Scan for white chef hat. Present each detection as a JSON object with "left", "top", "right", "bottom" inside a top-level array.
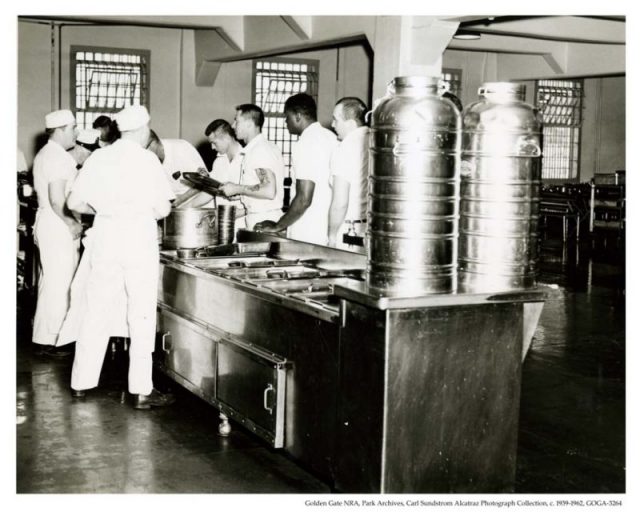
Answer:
[
  {"left": 76, "top": 128, "right": 100, "bottom": 147},
  {"left": 115, "top": 105, "right": 150, "bottom": 132},
  {"left": 45, "top": 109, "right": 75, "bottom": 129}
]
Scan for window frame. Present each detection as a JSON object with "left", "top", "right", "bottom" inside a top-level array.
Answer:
[
  {"left": 251, "top": 56, "right": 320, "bottom": 173},
  {"left": 535, "top": 79, "right": 584, "bottom": 182},
  {"left": 70, "top": 45, "right": 151, "bottom": 130}
]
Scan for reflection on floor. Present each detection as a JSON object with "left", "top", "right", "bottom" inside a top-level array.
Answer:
[{"left": 16, "top": 236, "right": 625, "bottom": 494}]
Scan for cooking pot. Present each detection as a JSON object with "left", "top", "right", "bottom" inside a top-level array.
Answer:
[{"left": 162, "top": 207, "right": 217, "bottom": 249}]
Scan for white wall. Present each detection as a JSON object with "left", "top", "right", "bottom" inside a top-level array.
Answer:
[
  {"left": 580, "top": 76, "right": 626, "bottom": 181},
  {"left": 18, "top": 22, "right": 55, "bottom": 164}
]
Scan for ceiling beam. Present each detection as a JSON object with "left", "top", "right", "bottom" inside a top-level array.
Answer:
[{"left": 281, "top": 16, "right": 312, "bottom": 40}]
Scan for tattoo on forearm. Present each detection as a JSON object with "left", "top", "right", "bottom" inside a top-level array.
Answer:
[{"left": 246, "top": 183, "right": 260, "bottom": 192}]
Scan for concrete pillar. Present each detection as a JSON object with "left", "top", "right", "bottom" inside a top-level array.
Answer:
[{"left": 371, "top": 16, "right": 459, "bottom": 101}]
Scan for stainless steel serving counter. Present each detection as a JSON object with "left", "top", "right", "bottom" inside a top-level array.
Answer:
[{"left": 155, "top": 230, "right": 545, "bottom": 493}]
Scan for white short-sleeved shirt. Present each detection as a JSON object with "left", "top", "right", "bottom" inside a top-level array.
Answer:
[
  {"left": 289, "top": 122, "right": 338, "bottom": 244},
  {"left": 72, "top": 139, "right": 175, "bottom": 218},
  {"left": 211, "top": 153, "right": 242, "bottom": 185},
  {"left": 33, "top": 140, "right": 79, "bottom": 211},
  {"left": 330, "top": 126, "right": 370, "bottom": 221},
  {"left": 239, "top": 133, "right": 285, "bottom": 216},
  {"left": 161, "top": 139, "right": 207, "bottom": 195},
  {"left": 210, "top": 154, "right": 243, "bottom": 206}
]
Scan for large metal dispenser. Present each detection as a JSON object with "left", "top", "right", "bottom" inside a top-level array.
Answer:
[
  {"left": 367, "top": 76, "right": 461, "bottom": 295},
  {"left": 458, "top": 82, "right": 543, "bottom": 293}
]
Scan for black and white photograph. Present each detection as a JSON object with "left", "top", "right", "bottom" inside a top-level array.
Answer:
[{"left": 5, "top": 1, "right": 634, "bottom": 509}]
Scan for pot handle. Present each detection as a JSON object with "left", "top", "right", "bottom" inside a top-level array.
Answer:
[{"left": 196, "top": 213, "right": 217, "bottom": 228}]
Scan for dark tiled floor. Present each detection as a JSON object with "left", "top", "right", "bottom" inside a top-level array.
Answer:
[{"left": 16, "top": 235, "right": 625, "bottom": 494}]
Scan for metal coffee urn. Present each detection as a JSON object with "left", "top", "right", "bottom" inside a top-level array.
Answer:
[
  {"left": 458, "top": 82, "right": 543, "bottom": 293},
  {"left": 367, "top": 76, "right": 461, "bottom": 295}
]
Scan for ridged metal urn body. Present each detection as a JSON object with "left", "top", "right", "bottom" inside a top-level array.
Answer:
[
  {"left": 367, "top": 76, "right": 461, "bottom": 295},
  {"left": 458, "top": 82, "right": 543, "bottom": 293}
]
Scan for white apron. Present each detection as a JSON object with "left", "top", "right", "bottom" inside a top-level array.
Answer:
[
  {"left": 58, "top": 227, "right": 129, "bottom": 346},
  {"left": 32, "top": 209, "right": 81, "bottom": 346}
]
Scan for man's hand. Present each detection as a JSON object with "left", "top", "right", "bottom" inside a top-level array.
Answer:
[
  {"left": 254, "top": 220, "right": 283, "bottom": 233},
  {"left": 219, "top": 182, "right": 243, "bottom": 197}
]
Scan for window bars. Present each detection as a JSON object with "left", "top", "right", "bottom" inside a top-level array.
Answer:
[
  {"left": 253, "top": 59, "right": 319, "bottom": 172},
  {"left": 536, "top": 80, "right": 583, "bottom": 180},
  {"left": 72, "top": 47, "right": 150, "bottom": 130}
]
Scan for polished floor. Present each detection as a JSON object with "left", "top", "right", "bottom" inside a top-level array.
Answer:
[{"left": 16, "top": 234, "right": 626, "bottom": 494}]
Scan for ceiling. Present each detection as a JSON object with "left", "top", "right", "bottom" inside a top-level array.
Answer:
[
  {"left": 19, "top": 14, "right": 626, "bottom": 46},
  {"left": 450, "top": 15, "right": 625, "bottom": 45}
]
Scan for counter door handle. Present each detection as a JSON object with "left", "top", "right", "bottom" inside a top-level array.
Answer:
[
  {"left": 266, "top": 269, "right": 288, "bottom": 279},
  {"left": 161, "top": 331, "right": 172, "bottom": 353},
  {"left": 263, "top": 383, "right": 275, "bottom": 415}
]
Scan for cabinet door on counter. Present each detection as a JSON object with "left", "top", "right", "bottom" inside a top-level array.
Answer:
[
  {"left": 157, "top": 307, "right": 218, "bottom": 401},
  {"left": 216, "top": 341, "right": 287, "bottom": 448}
]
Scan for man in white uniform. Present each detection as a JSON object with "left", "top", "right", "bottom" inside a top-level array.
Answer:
[
  {"left": 327, "top": 97, "right": 370, "bottom": 250},
  {"left": 67, "top": 105, "right": 176, "bottom": 409},
  {"left": 218, "top": 104, "right": 285, "bottom": 229},
  {"left": 205, "top": 119, "right": 243, "bottom": 209},
  {"left": 32, "top": 109, "right": 83, "bottom": 357},
  {"left": 255, "top": 93, "right": 337, "bottom": 245},
  {"left": 145, "top": 130, "right": 212, "bottom": 208}
]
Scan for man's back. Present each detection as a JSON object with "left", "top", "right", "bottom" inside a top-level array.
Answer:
[{"left": 76, "top": 139, "right": 172, "bottom": 216}]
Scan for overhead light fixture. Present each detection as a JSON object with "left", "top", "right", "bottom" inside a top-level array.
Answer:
[{"left": 453, "top": 30, "right": 481, "bottom": 40}]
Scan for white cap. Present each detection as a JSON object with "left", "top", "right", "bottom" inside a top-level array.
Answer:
[
  {"left": 115, "top": 105, "right": 150, "bottom": 132},
  {"left": 76, "top": 128, "right": 100, "bottom": 146},
  {"left": 45, "top": 109, "right": 75, "bottom": 129}
]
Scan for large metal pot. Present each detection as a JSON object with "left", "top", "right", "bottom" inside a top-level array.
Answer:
[
  {"left": 367, "top": 75, "right": 461, "bottom": 295},
  {"left": 162, "top": 207, "right": 217, "bottom": 249},
  {"left": 458, "top": 82, "right": 543, "bottom": 293}
]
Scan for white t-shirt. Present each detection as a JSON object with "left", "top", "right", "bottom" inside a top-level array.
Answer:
[
  {"left": 33, "top": 140, "right": 78, "bottom": 211},
  {"left": 239, "top": 133, "right": 285, "bottom": 216},
  {"left": 161, "top": 139, "right": 207, "bottom": 195},
  {"left": 288, "top": 122, "right": 338, "bottom": 244},
  {"left": 330, "top": 126, "right": 370, "bottom": 222},
  {"left": 210, "top": 153, "right": 243, "bottom": 207}
]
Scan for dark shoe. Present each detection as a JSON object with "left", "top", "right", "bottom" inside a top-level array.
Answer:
[
  {"left": 132, "top": 389, "right": 176, "bottom": 410},
  {"left": 71, "top": 389, "right": 86, "bottom": 399}
]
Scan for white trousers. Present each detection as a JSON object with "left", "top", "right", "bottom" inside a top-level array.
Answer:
[
  {"left": 58, "top": 229, "right": 129, "bottom": 346},
  {"left": 71, "top": 217, "right": 159, "bottom": 395},
  {"left": 32, "top": 210, "right": 80, "bottom": 346}
]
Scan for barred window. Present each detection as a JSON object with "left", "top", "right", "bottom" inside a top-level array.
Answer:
[
  {"left": 71, "top": 46, "right": 150, "bottom": 130},
  {"left": 252, "top": 58, "right": 319, "bottom": 173},
  {"left": 535, "top": 79, "right": 583, "bottom": 180}
]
